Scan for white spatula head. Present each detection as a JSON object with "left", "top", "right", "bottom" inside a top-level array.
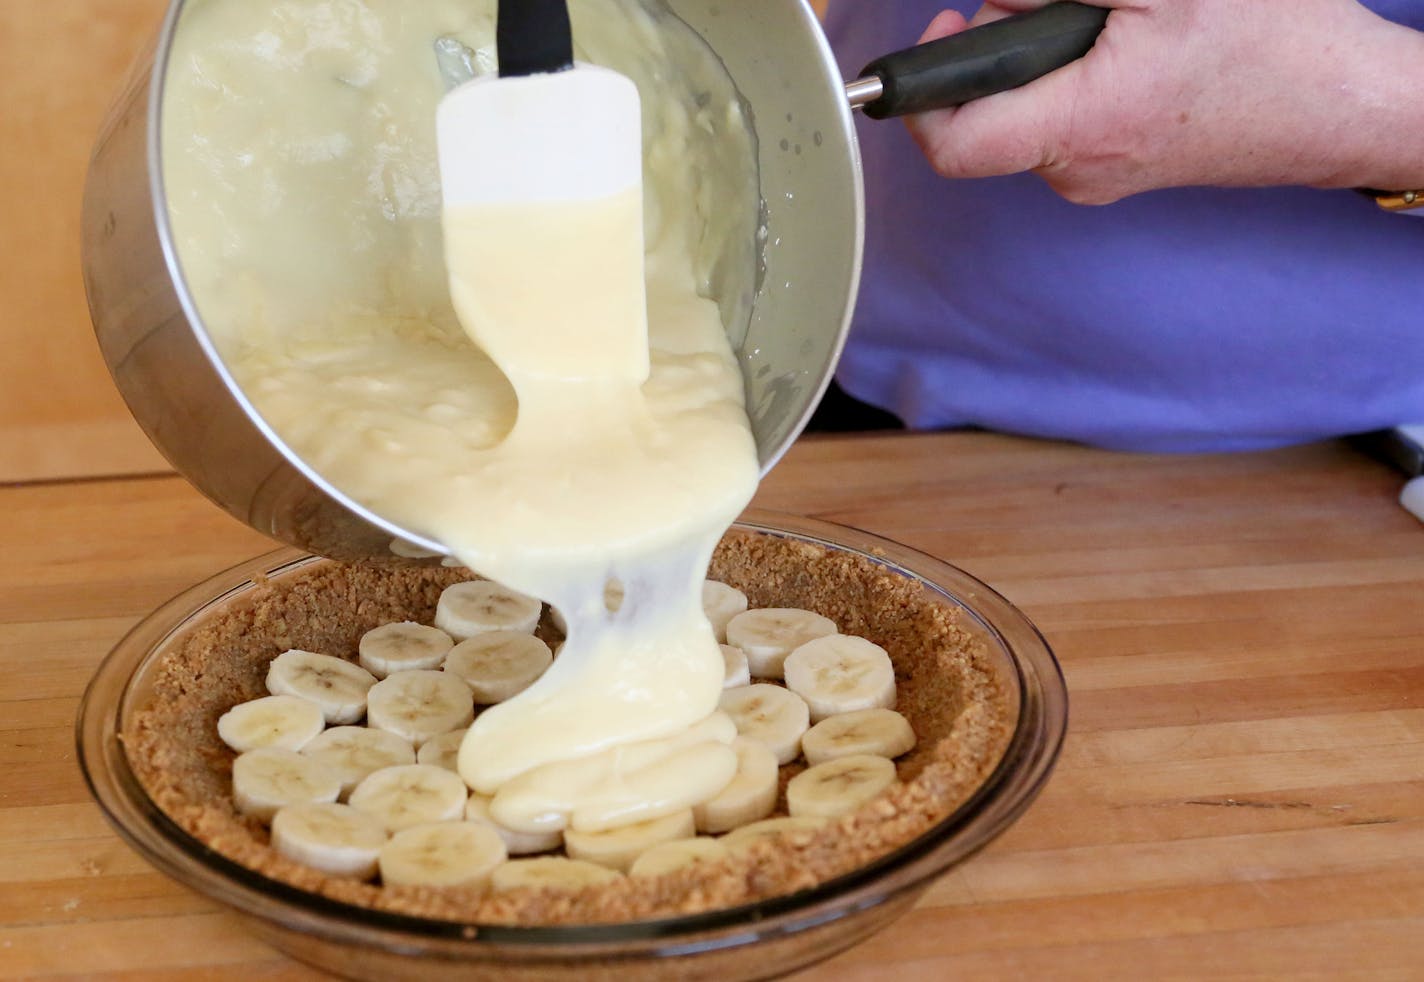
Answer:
[
  {"left": 436, "top": 64, "right": 650, "bottom": 385},
  {"left": 436, "top": 64, "right": 643, "bottom": 208}
]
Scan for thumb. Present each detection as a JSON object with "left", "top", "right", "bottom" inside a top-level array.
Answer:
[
  {"left": 905, "top": 59, "right": 1085, "bottom": 179},
  {"left": 920, "top": 8, "right": 970, "bottom": 41},
  {"left": 969, "top": 0, "right": 1128, "bottom": 27},
  {"left": 901, "top": 7, "right": 1101, "bottom": 180}
]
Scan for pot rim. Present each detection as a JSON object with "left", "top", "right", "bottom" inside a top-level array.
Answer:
[{"left": 140, "top": 0, "right": 865, "bottom": 561}]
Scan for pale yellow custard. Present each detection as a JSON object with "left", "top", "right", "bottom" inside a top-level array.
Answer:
[
  {"left": 440, "top": 187, "right": 754, "bottom": 827},
  {"left": 163, "top": 0, "right": 762, "bottom": 832}
]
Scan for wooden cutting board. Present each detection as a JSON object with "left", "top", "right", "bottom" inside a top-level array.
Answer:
[{"left": 2, "top": 431, "right": 1421, "bottom": 979}]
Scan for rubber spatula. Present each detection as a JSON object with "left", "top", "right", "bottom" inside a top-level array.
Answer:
[{"left": 435, "top": 0, "right": 648, "bottom": 383}]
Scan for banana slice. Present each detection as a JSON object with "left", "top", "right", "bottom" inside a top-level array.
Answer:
[
  {"left": 720, "top": 816, "right": 828, "bottom": 853},
  {"left": 435, "top": 581, "right": 541, "bottom": 639},
  {"left": 563, "top": 809, "right": 696, "bottom": 873},
  {"left": 300, "top": 725, "right": 417, "bottom": 798},
  {"left": 720, "top": 644, "right": 750, "bottom": 689},
  {"left": 415, "top": 728, "right": 468, "bottom": 773},
  {"left": 266, "top": 649, "right": 378, "bottom": 725},
  {"left": 786, "top": 754, "right": 898, "bottom": 819},
  {"left": 358, "top": 622, "right": 455, "bottom": 678},
  {"left": 548, "top": 579, "right": 624, "bottom": 635},
  {"left": 270, "top": 802, "right": 388, "bottom": 879},
  {"left": 693, "top": 736, "right": 779, "bottom": 834},
  {"left": 702, "top": 580, "right": 748, "bottom": 643},
  {"left": 466, "top": 793, "right": 563, "bottom": 855},
  {"left": 217, "top": 694, "right": 325, "bottom": 753},
  {"left": 783, "top": 635, "right": 897, "bottom": 723},
  {"left": 801, "top": 708, "right": 916, "bottom": 766},
  {"left": 231, "top": 748, "right": 342, "bottom": 822},
  {"left": 443, "top": 632, "right": 553, "bottom": 704},
  {"left": 377, "top": 821, "right": 507, "bottom": 889},
  {"left": 724, "top": 608, "right": 838, "bottom": 679},
  {"left": 717, "top": 683, "right": 810, "bottom": 764},
  {"left": 629, "top": 837, "right": 730, "bottom": 878},
  {"left": 603, "top": 579, "right": 625, "bottom": 613},
  {"left": 347, "top": 763, "right": 469, "bottom": 833},
  {"left": 490, "top": 856, "right": 623, "bottom": 893},
  {"left": 365, "top": 670, "right": 474, "bottom": 747}
]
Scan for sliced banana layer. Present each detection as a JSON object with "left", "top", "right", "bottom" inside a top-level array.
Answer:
[
  {"left": 435, "top": 581, "right": 542, "bottom": 639},
  {"left": 783, "top": 634, "right": 897, "bottom": 723},
  {"left": 801, "top": 708, "right": 916, "bottom": 766},
  {"left": 270, "top": 802, "right": 387, "bottom": 879},
  {"left": 217, "top": 694, "right": 325, "bottom": 753},
  {"left": 629, "top": 836, "right": 730, "bottom": 878},
  {"left": 266, "top": 649, "right": 378, "bottom": 725},
  {"left": 693, "top": 736, "right": 778, "bottom": 834},
  {"left": 786, "top": 754, "right": 898, "bottom": 819},
  {"left": 378, "top": 821, "right": 507, "bottom": 889},
  {"left": 563, "top": 809, "right": 696, "bottom": 872},
  {"left": 720, "top": 644, "right": 750, "bottom": 689},
  {"left": 491, "top": 856, "right": 623, "bottom": 893},
  {"left": 717, "top": 683, "right": 809, "bottom": 764},
  {"left": 702, "top": 580, "right": 748, "bottom": 643},
  {"left": 443, "top": 631, "right": 553, "bottom": 704},
  {"left": 224, "top": 594, "right": 914, "bottom": 884},
  {"left": 348, "top": 763, "right": 469, "bottom": 832},
  {"left": 725, "top": 608, "right": 838, "bottom": 679},
  {"left": 232, "top": 748, "right": 342, "bottom": 822},
  {"left": 358, "top": 621, "right": 455, "bottom": 678},
  {"left": 365, "top": 670, "right": 474, "bottom": 747},
  {"left": 415, "top": 728, "right": 468, "bottom": 773},
  {"left": 466, "top": 793, "right": 563, "bottom": 855},
  {"left": 301, "top": 725, "right": 417, "bottom": 798},
  {"left": 720, "top": 815, "right": 827, "bottom": 853}
]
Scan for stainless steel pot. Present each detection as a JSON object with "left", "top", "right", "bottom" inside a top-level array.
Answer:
[{"left": 82, "top": 0, "right": 1104, "bottom": 561}]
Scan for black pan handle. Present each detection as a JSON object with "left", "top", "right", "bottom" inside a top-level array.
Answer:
[{"left": 852, "top": 2, "right": 1110, "bottom": 120}]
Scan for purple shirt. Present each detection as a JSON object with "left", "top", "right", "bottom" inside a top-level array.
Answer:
[{"left": 823, "top": 1, "right": 1424, "bottom": 451}]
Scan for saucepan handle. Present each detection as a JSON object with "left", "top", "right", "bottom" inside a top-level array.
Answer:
[{"left": 849, "top": 2, "right": 1110, "bottom": 120}]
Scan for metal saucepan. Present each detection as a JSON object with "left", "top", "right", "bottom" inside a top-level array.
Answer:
[{"left": 82, "top": 0, "right": 1106, "bottom": 560}]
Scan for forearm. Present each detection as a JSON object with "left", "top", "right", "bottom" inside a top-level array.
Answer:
[{"left": 1311, "top": 9, "right": 1424, "bottom": 191}]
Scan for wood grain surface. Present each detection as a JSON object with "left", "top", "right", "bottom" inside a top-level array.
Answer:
[{"left": 1, "top": 431, "right": 1421, "bottom": 979}]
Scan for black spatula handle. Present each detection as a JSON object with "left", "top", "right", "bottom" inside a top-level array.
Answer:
[
  {"left": 497, "top": 0, "right": 574, "bottom": 78},
  {"left": 857, "top": 2, "right": 1109, "bottom": 120}
]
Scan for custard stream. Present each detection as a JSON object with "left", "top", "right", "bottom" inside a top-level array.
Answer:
[{"left": 441, "top": 190, "right": 757, "bottom": 834}]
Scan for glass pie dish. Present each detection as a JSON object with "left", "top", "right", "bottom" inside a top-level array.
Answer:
[{"left": 76, "top": 511, "right": 1067, "bottom": 980}]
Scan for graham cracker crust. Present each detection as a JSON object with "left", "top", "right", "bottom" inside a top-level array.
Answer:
[{"left": 125, "top": 528, "right": 1014, "bottom": 926}]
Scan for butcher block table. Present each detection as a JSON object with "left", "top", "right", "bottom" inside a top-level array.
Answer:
[{"left": 3, "top": 431, "right": 1422, "bottom": 979}]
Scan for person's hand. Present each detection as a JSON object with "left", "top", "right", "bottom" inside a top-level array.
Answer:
[{"left": 904, "top": 0, "right": 1424, "bottom": 203}]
